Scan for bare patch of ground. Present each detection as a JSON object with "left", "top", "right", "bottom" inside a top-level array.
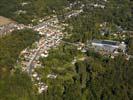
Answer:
[{"left": 0, "top": 16, "right": 14, "bottom": 26}]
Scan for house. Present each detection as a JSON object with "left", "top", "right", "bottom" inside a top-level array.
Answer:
[{"left": 47, "top": 74, "right": 57, "bottom": 79}]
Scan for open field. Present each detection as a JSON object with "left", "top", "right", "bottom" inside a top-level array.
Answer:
[{"left": 0, "top": 16, "right": 14, "bottom": 26}]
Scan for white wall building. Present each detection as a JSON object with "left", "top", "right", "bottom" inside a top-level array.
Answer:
[{"left": 92, "top": 40, "right": 126, "bottom": 53}]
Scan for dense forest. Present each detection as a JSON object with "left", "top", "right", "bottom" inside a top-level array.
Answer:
[
  {"left": 0, "top": 43, "right": 133, "bottom": 100},
  {"left": 65, "top": 0, "right": 133, "bottom": 43},
  {"left": 0, "top": 0, "right": 133, "bottom": 100},
  {"left": 0, "top": 0, "right": 69, "bottom": 24},
  {"left": 34, "top": 44, "right": 133, "bottom": 100},
  {"left": 0, "top": 0, "right": 132, "bottom": 28}
]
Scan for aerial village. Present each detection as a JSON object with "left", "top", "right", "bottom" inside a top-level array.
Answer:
[
  {"left": 18, "top": 16, "right": 64, "bottom": 93},
  {"left": 0, "top": 0, "right": 132, "bottom": 94},
  {"left": 0, "top": 1, "right": 85, "bottom": 93}
]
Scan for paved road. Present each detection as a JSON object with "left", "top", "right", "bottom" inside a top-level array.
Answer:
[
  {"left": 27, "top": 47, "right": 41, "bottom": 74},
  {"left": 61, "top": 40, "right": 78, "bottom": 46}
]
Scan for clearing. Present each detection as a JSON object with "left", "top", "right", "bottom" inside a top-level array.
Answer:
[{"left": 0, "top": 16, "right": 14, "bottom": 26}]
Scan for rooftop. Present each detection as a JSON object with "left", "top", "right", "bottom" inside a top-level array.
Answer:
[{"left": 92, "top": 40, "right": 119, "bottom": 46}]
